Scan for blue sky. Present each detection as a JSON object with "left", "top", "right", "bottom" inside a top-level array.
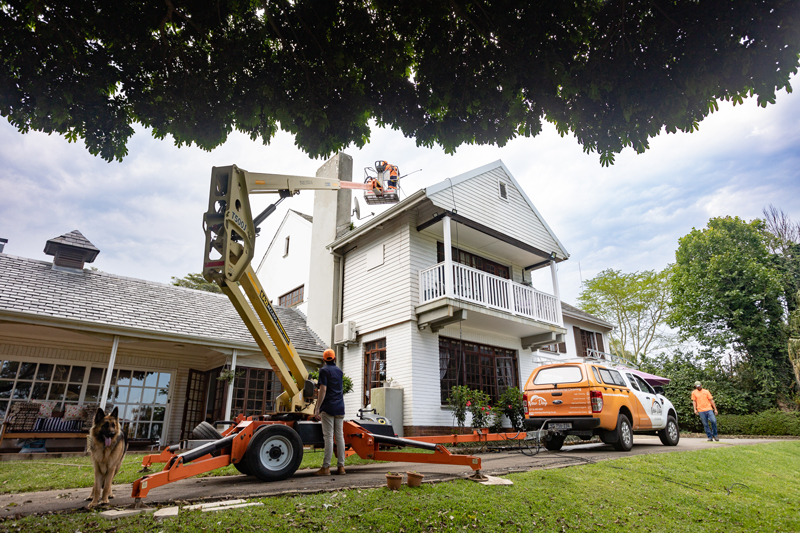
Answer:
[{"left": 1, "top": 79, "right": 799, "bottom": 306}]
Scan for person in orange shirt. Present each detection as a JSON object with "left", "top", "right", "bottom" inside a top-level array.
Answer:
[{"left": 691, "top": 381, "right": 718, "bottom": 441}]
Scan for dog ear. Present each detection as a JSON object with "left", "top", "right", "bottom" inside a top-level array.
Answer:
[
  {"left": 94, "top": 407, "right": 105, "bottom": 424},
  {"left": 110, "top": 406, "right": 119, "bottom": 419}
]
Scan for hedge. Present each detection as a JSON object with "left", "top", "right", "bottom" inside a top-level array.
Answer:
[{"left": 681, "top": 409, "right": 800, "bottom": 436}]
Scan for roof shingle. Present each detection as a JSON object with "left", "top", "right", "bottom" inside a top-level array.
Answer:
[{"left": 0, "top": 253, "right": 326, "bottom": 354}]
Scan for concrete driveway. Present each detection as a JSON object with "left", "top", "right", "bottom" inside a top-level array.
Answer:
[{"left": 0, "top": 436, "right": 791, "bottom": 518}]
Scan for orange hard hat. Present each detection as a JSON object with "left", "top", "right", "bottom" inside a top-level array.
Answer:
[{"left": 323, "top": 349, "right": 336, "bottom": 361}]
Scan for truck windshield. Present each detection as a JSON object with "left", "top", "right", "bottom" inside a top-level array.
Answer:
[{"left": 534, "top": 366, "right": 583, "bottom": 385}]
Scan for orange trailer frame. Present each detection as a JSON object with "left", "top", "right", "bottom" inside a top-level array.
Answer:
[{"left": 131, "top": 416, "right": 530, "bottom": 504}]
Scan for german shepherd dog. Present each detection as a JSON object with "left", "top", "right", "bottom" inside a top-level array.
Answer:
[{"left": 86, "top": 406, "right": 128, "bottom": 508}]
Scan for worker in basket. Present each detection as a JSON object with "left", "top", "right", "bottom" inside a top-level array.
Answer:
[
  {"left": 375, "top": 160, "right": 399, "bottom": 191},
  {"left": 314, "top": 349, "right": 346, "bottom": 475}
]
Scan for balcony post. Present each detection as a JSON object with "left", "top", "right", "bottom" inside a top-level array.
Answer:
[
  {"left": 443, "top": 216, "right": 454, "bottom": 298},
  {"left": 550, "top": 259, "right": 563, "bottom": 325}
]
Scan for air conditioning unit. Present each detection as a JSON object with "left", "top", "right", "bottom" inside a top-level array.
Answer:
[{"left": 334, "top": 321, "right": 357, "bottom": 345}]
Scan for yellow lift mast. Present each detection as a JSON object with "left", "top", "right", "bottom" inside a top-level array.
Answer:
[{"left": 201, "top": 165, "right": 377, "bottom": 415}]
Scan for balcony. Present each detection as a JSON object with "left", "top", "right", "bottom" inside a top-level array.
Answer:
[{"left": 419, "top": 262, "right": 562, "bottom": 327}]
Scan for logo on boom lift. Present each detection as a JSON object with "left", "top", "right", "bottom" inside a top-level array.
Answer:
[{"left": 227, "top": 210, "right": 248, "bottom": 233}]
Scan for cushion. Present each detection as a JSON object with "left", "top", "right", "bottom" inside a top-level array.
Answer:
[
  {"left": 63, "top": 404, "right": 83, "bottom": 420},
  {"left": 36, "top": 401, "right": 58, "bottom": 419}
]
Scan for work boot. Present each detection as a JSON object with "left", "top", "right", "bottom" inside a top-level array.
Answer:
[
  {"left": 314, "top": 467, "right": 331, "bottom": 476},
  {"left": 336, "top": 466, "right": 346, "bottom": 476}
]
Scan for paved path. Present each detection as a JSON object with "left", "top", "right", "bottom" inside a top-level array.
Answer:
[{"left": 0, "top": 436, "right": 791, "bottom": 518}]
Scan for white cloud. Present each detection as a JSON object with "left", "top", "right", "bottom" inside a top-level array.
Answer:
[{"left": 1, "top": 79, "right": 799, "bottom": 308}]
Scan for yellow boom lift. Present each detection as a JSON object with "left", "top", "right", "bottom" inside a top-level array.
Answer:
[{"left": 130, "top": 163, "right": 529, "bottom": 504}]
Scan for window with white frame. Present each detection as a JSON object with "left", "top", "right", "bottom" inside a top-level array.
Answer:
[{"left": 0, "top": 359, "right": 170, "bottom": 441}]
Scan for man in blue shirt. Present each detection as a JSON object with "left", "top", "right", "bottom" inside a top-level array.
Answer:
[{"left": 314, "top": 349, "right": 346, "bottom": 475}]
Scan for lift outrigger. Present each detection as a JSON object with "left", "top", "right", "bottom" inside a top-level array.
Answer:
[{"left": 130, "top": 164, "right": 530, "bottom": 504}]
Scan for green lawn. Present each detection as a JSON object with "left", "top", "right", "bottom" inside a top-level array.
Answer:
[
  {"left": 2, "top": 442, "right": 799, "bottom": 532},
  {"left": 0, "top": 449, "right": 397, "bottom": 494}
]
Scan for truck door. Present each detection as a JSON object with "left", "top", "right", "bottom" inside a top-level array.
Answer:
[
  {"left": 624, "top": 372, "right": 650, "bottom": 429},
  {"left": 634, "top": 375, "right": 664, "bottom": 428}
]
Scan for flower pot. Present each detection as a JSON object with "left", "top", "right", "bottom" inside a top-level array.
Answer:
[
  {"left": 406, "top": 471, "right": 424, "bottom": 488},
  {"left": 385, "top": 473, "right": 403, "bottom": 490}
]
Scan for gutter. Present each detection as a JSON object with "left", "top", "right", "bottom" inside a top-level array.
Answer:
[
  {"left": 560, "top": 307, "right": 614, "bottom": 330},
  {"left": 327, "top": 189, "right": 428, "bottom": 251},
  {"left": 0, "top": 309, "right": 324, "bottom": 355}
]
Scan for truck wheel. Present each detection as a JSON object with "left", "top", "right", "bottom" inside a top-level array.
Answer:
[
  {"left": 233, "top": 458, "right": 253, "bottom": 476},
  {"left": 192, "top": 421, "right": 223, "bottom": 440},
  {"left": 544, "top": 435, "right": 565, "bottom": 451},
  {"left": 612, "top": 414, "right": 633, "bottom": 451},
  {"left": 658, "top": 416, "right": 680, "bottom": 446},
  {"left": 246, "top": 425, "right": 304, "bottom": 482}
]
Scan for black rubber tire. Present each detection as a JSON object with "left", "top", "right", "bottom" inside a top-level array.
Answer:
[
  {"left": 192, "top": 421, "right": 223, "bottom": 440},
  {"left": 658, "top": 416, "right": 680, "bottom": 446},
  {"left": 612, "top": 414, "right": 633, "bottom": 451},
  {"left": 233, "top": 458, "right": 253, "bottom": 476},
  {"left": 544, "top": 435, "right": 565, "bottom": 451},
  {"left": 246, "top": 425, "right": 304, "bottom": 482}
]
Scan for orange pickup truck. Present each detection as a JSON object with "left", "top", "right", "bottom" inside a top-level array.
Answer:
[{"left": 522, "top": 361, "right": 679, "bottom": 451}]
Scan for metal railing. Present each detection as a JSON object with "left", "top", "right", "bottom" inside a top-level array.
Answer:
[{"left": 419, "top": 262, "right": 561, "bottom": 326}]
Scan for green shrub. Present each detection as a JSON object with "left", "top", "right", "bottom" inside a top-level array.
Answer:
[
  {"left": 466, "top": 389, "right": 492, "bottom": 430},
  {"left": 496, "top": 387, "right": 526, "bottom": 431},
  {"left": 447, "top": 386, "right": 471, "bottom": 428},
  {"left": 714, "top": 410, "right": 800, "bottom": 436}
]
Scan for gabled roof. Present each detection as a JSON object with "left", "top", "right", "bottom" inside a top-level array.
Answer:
[
  {"left": 328, "top": 161, "right": 568, "bottom": 261},
  {"left": 426, "top": 160, "right": 569, "bottom": 260},
  {"left": 561, "top": 302, "right": 614, "bottom": 330},
  {"left": 290, "top": 210, "right": 313, "bottom": 224},
  {"left": 0, "top": 253, "right": 326, "bottom": 354},
  {"left": 256, "top": 209, "right": 314, "bottom": 275}
]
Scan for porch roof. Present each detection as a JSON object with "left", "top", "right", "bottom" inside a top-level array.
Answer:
[{"left": 0, "top": 253, "right": 327, "bottom": 357}]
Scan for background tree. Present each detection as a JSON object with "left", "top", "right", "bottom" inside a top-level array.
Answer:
[
  {"left": 762, "top": 205, "right": 800, "bottom": 315},
  {"left": 578, "top": 268, "right": 672, "bottom": 364},
  {"left": 171, "top": 273, "right": 222, "bottom": 294},
  {"left": 789, "top": 291, "right": 800, "bottom": 395},
  {"left": 2, "top": 1, "right": 799, "bottom": 163},
  {"left": 669, "top": 216, "right": 794, "bottom": 404}
]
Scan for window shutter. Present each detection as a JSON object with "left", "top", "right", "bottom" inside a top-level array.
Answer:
[
  {"left": 595, "top": 333, "right": 605, "bottom": 353},
  {"left": 573, "top": 327, "right": 584, "bottom": 357},
  {"left": 558, "top": 342, "right": 567, "bottom": 354}
]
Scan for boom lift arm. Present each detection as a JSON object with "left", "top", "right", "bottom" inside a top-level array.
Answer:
[
  {"left": 129, "top": 163, "right": 530, "bottom": 504},
  {"left": 201, "top": 165, "right": 375, "bottom": 413}
]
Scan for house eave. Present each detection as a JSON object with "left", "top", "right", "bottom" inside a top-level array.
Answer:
[
  {"left": 561, "top": 307, "right": 614, "bottom": 331},
  {"left": 327, "top": 190, "right": 428, "bottom": 251}
]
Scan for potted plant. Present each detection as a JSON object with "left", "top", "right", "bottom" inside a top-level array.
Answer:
[
  {"left": 406, "top": 471, "right": 424, "bottom": 487},
  {"left": 217, "top": 368, "right": 243, "bottom": 385},
  {"left": 385, "top": 471, "right": 403, "bottom": 490}
]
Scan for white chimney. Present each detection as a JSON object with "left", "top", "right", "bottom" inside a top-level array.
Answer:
[{"left": 305, "top": 153, "right": 353, "bottom": 347}]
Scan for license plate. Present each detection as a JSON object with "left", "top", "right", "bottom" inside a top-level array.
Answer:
[{"left": 548, "top": 423, "right": 572, "bottom": 430}]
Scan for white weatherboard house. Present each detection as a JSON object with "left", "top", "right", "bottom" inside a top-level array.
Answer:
[{"left": 256, "top": 157, "right": 614, "bottom": 436}]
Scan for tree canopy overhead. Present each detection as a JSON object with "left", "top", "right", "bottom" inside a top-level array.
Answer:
[{"left": 2, "top": 1, "right": 799, "bottom": 163}]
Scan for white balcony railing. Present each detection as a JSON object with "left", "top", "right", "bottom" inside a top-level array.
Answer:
[{"left": 419, "top": 262, "right": 562, "bottom": 326}]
